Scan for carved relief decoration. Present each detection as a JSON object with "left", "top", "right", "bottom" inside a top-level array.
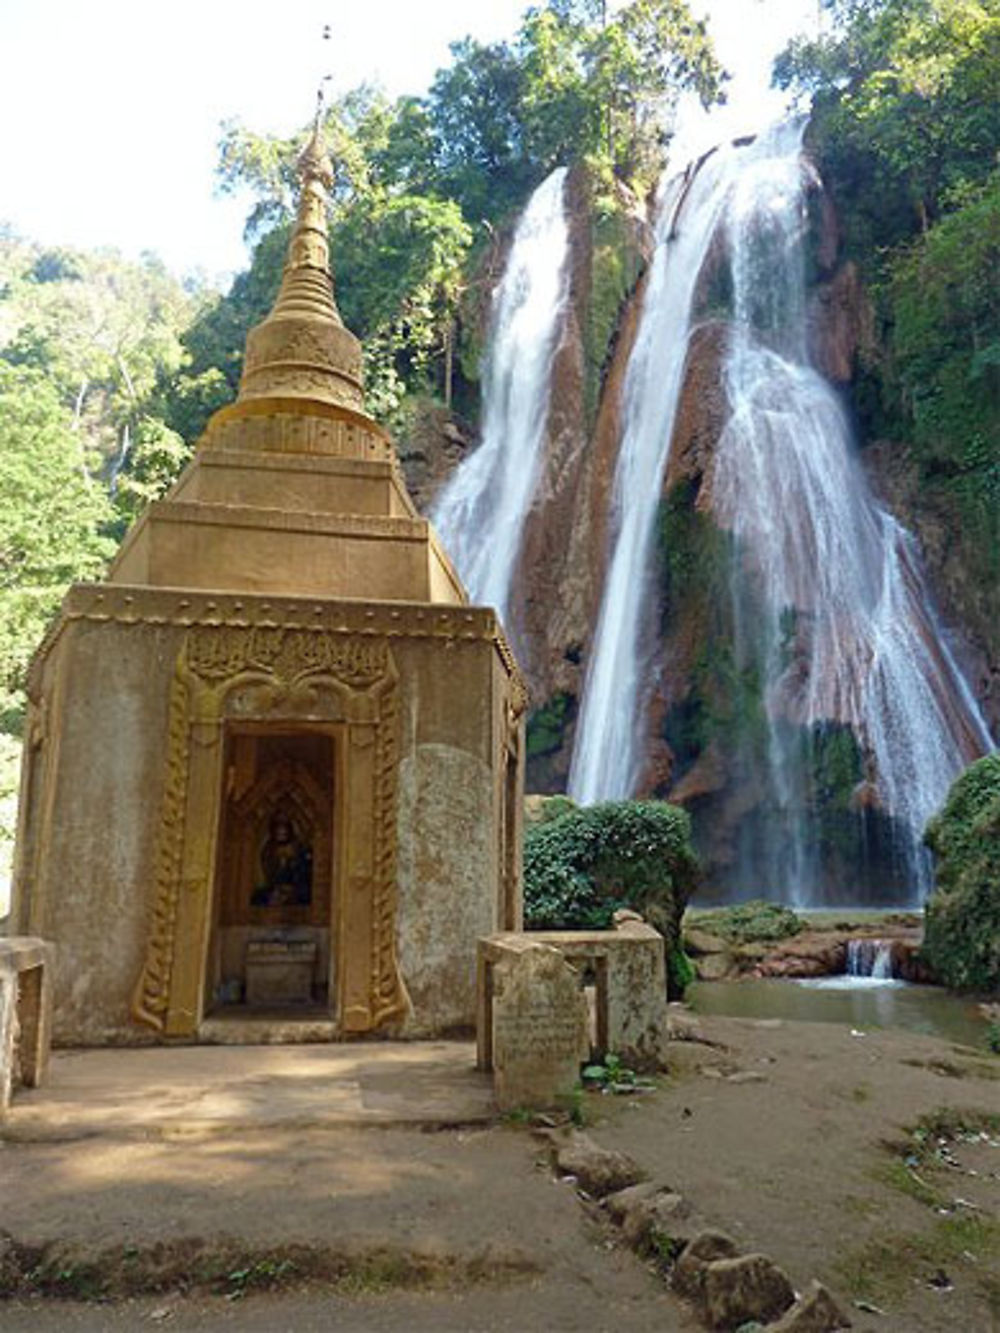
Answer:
[
  {"left": 131, "top": 624, "right": 406, "bottom": 1035},
  {"left": 131, "top": 658, "right": 190, "bottom": 1029}
]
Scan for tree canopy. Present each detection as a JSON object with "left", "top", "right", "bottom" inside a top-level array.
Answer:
[{"left": 0, "top": 1, "right": 725, "bottom": 728}]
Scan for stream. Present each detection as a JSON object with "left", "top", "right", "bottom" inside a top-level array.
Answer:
[{"left": 689, "top": 977, "right": 992, "bottom": 1049}]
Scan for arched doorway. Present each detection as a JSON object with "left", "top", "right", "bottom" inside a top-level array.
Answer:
[{"left": 209, "top": 726, "right": 337, "bottom": 1014}]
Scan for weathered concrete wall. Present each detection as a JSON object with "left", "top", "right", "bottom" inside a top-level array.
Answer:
[
  {"left": 397, "top": 743, "right": 495, "bottom": 1034},
  {"left": 12, "top": 588, "right": 523, "bottom": 1046}
]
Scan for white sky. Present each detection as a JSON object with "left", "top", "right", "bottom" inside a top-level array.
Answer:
[{"left": 0, "top": 0, "right": 819, "bottom": 283}]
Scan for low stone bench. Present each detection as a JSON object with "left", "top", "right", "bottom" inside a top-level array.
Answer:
[
  {"left": 477, "top": 917, "right": 669, "bottom": 1075},
  {"left": 0, "top": 936, "right": 55, "bottom": 1115}
]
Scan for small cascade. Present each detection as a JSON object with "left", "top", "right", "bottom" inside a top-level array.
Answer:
[
  {"left": 431, "top": 168, "right": 571, "bottom": 635},
  {"left": 847, "top": 938, "right": 896, "bottom": 980}
]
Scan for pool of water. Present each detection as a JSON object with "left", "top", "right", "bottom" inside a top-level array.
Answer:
[{"left": 689, "top": 977, "right": 991, "bottom": 1049}]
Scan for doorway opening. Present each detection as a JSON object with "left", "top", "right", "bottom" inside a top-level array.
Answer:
[{"left": 207, "top": 726, "right": 338, "bottom": 1019}]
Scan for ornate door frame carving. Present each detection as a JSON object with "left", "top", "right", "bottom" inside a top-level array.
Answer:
[{"left": 132, "top": 624, "right": 408, "bottom": 1037}]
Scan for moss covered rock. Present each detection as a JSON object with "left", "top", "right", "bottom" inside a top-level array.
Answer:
[{"left": 923, "top": 755, "right": 1000, "bottom": 993}]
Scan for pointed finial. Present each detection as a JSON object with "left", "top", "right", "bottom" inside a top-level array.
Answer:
[{"left": 235, "top": 80, "right": 365, "bottom": 413}]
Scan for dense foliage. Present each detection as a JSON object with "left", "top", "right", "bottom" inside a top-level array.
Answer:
[
  {"left": 923, "top": 755, "right": 1000, "bottom": 992},
  {"left": 523, "top": 799, "right": 699, "bottom": 946},
  {"left": 776, "top": 0, "right": 1000, "bottom": 650},
  {"left": 0, "top": 363, "right": 115, "bottom": 728},
  {"left": 0, "top": 0, "right": 724, "bottom": 739}
]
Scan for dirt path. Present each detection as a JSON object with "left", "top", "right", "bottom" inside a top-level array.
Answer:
[{"left": 2, "top": 1019, "right": 998, "bottom": 1330}]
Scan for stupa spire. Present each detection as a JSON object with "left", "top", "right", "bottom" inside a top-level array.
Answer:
[{"left": 237, "top": 97, "right": 365, "bottom": 413}]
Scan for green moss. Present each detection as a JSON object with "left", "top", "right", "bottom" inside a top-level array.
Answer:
[
  {"left": 667, "top": 944, "right": 696, "bottom": 997},
  {"left": 584, "top": 202, "right": 644, "bottom": 428},
  {"left": 525, "top": 691, "right": 575, "bottom": 760},
  {"left": 810, "top": 724, "right": 864, "bottom": 811},
  {"left": 657, "top": 481, "right": 768, "bottom": 774},
  {"left": 688, "top": 899, "right": 803, "bottom": 944}
]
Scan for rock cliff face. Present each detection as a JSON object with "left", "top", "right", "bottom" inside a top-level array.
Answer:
[{"left": 399, "top": 157, "right": 996, "bottom": 888}]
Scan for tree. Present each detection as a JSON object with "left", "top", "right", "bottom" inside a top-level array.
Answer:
[
  {"left": 0, "top": 363, "right": 114, "bottom": 729},
  {"left": 0, "top": 237, "right": 196, "bottom": 488},
  {"left": 776, "top": 0, "right": 1000, "bottom": 247}
]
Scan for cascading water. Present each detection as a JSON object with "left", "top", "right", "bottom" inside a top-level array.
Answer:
[
  {"left": 431, "top": 167, "right": 571, "bottom": 634},
  {"left": 710, "top": 122, "right": 992, "bottom": 902},
  {"left": 569, "top": 122, "right": 992, "bottom": 903},
  {"left": 847, "top": 939, "right": 895, "bottom": 980},
  {"left": 568, "top": 144, "right": 746, "bottom": 803}
]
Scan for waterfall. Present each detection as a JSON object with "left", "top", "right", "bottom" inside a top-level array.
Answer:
[
  {"left": 710, "top": 122, "right": 992, "bottom": 900},
  {"left": 432, "top": 167, "right": 571, "bottom": 633},
  {"left": 847, "top": 939, "right": 895, "bottom": 980},
  {"left": 569, "top": 121, "right": 992, "bottom": 902},
  {"left": 568, "top": 144, "right": 746, "bottom": 803}
]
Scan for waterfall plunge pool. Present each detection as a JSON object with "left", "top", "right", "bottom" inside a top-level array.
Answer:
[{"left": 689, "top": 977, "right": 993, "bottom": 1049}]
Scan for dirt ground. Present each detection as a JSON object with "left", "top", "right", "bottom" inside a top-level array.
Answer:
[{"left": 2, "top": 1016, "right": 998, "bottom": 1331}]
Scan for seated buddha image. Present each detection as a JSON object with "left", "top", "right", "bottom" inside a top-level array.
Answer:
[{"left": 251, "top": 811, "right": 313, "bottom": 908}]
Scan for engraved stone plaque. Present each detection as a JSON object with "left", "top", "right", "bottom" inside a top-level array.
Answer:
[{"left": 491, "top": 944, "right": 589, "bottom": 1112}]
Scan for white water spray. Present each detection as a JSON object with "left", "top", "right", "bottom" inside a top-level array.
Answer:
[
  {"left": 569, "top": 122, "right": 991, "bottom": 899},
  {"left": 711, "top": 123, "right": 992, "bottom": 897},
  {"left": 847, "top": 939, "right": 895, "bottom": 979},
  {"left": 432, "top": 168, "right": 571, "bottom": 630},
  {"left": 568, "top": 143, "right": 748, "bottom": 803}
]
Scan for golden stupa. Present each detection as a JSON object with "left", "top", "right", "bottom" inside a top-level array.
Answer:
[{"left": 10, "top": 120, "right": 526, "bottom": 1046}]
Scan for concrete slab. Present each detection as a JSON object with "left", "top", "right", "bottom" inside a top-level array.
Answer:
[{"left": 1, "top": 1039, "right": 494, "bottom": 1141}]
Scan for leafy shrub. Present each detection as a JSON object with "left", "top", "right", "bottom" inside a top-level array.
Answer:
[
  {"left": 667, "top": 945, "right": 696, "bottom": 995},
  {"left": 525, "top": 692, "right": 575, "bottom": 759},
  {"left": 523, "top": 799, "right": 699, "bottom": 952},
  {"left": 923, "top": 755, "right": 1000, "bottom": 993},
  {"left": 688, "top": 899, "right": 803, "bottom": 944},
  {"left": 523, "top": 794, "right": 577, "bottom": 828}
]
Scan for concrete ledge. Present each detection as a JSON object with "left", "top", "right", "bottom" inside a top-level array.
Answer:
[
  {"left": 0, "top": 936, "right": 55, "bottom": 1115},
  {"left": 477, "top": 921, "right": 669, "bottom": 1073}
]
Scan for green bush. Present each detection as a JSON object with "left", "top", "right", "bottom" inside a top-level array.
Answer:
[
  {"left": 667, "top": 945, "right": 696, "bottom": 995},
  {"left": 523, "top": 799, "right": 699, "bottom": 953},
  {"left": 923, "top": 755, "right": 1000, "bottom": 993},
  {"left": 525, "top": 692, "right": 575, "bottom": 759}
]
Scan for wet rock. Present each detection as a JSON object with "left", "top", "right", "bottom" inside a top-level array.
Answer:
[
  {"left": 672, "top": 1229, "right": 740, "bottom": 1299},
  {"left": 700, "top": 1253, "right": 796, "bottom": 1330},
  {"left": 554, "top": 1130, "right": 645, "bottom": 1198},
  {"left": 769, "top": 1279, "right": 852, "bottom": 1331}
]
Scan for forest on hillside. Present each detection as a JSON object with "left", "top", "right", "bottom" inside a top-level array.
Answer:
[{"left": 1, "top": 0, "right": 997, "bottom": 859}]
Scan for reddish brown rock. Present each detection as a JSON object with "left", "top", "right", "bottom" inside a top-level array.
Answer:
[{"left": 807, "top": 261, "right": 873, "bottom": 385}]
